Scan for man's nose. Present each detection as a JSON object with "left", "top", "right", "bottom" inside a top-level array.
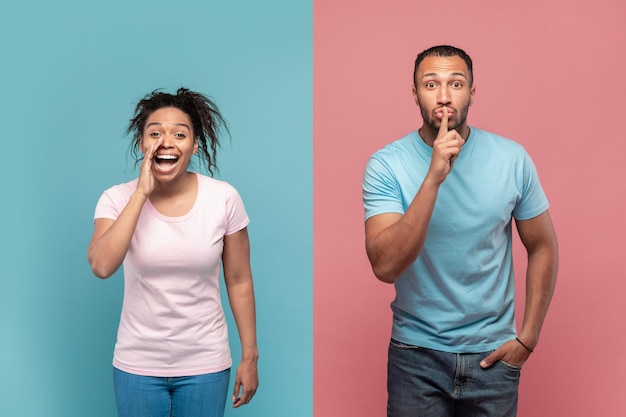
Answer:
[{"left": 437, "top": 86, "right": 451, "bottom": 105}]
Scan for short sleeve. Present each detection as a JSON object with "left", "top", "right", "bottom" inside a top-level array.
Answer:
[
  {"left": 224, "top": 184, "right": 250, "bottom": 235},
  {"left": 362, "top": 155, "right": 404, "bottom": 221},
  {"left": 512, "top": 151, "right": 549, "bottom": 220},
  {"left": 93, "top": 181, "right": 135, "bottom": 222},
  {"left": 94, "top": 189, "right": 123, "bottom": 221}
]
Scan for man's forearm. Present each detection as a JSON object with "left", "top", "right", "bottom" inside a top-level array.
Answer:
[{"left": 518, "top": 243, "right": 558, "bottom": 348}]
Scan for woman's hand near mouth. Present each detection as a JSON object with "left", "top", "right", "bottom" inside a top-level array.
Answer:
[{"left": 137, "top": 137, "right": 163, "bottom": 198}]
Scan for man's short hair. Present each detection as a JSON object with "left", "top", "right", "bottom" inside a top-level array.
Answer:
[{"left": 413, "top": 45, "right": 474, "bottom": 87}]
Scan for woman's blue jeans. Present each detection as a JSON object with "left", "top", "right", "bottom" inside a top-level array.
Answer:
[
  {"left": 113, "top": 367, "right": 230, "bottom": 417},
  {"left": 387, "top": 339, "right": 520, "bottom": 417}
]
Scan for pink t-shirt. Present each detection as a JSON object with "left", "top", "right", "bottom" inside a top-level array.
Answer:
[{"left": 94, "top": 173, "right": 250, "bottom": 377}]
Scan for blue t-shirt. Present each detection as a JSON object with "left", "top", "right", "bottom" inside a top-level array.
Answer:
[{"left": 363, "top": 128, "right": 549, "bottom": 353}]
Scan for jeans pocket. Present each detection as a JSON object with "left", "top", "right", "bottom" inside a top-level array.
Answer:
[
  {"left": 389, "top": 338, "right": 421, "bottom": 351},
  {"left": 499, "top": 360, "right": 522, "bottom": 371}
]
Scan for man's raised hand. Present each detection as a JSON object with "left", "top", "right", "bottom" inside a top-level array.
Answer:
[{"left": 428, "top": 106, "right": 465, "bottom": 184}]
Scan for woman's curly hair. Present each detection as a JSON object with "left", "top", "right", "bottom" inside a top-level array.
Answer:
[{"left": 127, "top": 87, "right": 229, "bottom": 176}]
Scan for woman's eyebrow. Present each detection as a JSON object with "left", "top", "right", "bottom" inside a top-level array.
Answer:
[{"left": 146, "top": 122, "right": 191, "bottom": 129}]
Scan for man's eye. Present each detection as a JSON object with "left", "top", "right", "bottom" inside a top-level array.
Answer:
[
  {"left": 149, "top": 132, "right": 161, "bottom": 137},
  {"left": 452, "top": 82, "right": 463, "bottom": 88},
  {"left": 175, "top": 133, "right": 187, "bottom": 138},
  {"left": 425, "top": 82, "right": 436, "bottom": 88}
]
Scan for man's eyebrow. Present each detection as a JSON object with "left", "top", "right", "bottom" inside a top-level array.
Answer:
[{"left": 421, "top": 72, "right": 468, "bottom": 79}]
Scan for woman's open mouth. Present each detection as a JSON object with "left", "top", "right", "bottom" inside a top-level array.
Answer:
[{"left": 154, "top": 154, "right": 180, "bottom": 173}]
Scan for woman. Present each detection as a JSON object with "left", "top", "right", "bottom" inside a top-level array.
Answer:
[{"left": 88, "top": 88, "right": 259, "bottom": 417}]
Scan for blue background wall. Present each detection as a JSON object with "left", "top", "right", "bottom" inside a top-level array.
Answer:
[{"left": 1, "top": 1, "right": 312, "bottom": 416}]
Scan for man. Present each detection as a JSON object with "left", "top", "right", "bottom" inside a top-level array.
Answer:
[{"left": 362, "top": 45, "right": 558, "bottom": 416}]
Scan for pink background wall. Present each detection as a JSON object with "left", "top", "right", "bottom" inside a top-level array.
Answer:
[{"left": 314, "top": 1, "right": 626, "bottom": 416}]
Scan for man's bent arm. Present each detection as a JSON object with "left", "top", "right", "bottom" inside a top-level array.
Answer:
[{"left": 365, "top": 110, "right": 465, "bottom": 284}]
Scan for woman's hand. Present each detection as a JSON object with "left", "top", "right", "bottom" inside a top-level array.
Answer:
[
  {"left": 232, "top": 356, "right": 259, "bottom": 408},
  {"left": 136, "top": 137, "right": 162, "bottom": 197}
]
